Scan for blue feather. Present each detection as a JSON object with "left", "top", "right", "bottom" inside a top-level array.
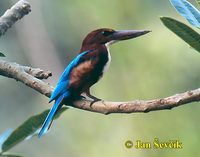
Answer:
[
  {"left": 38, "top": 94, "right": 67, "bottom": 138},
  {"left": 39, "top": 50, "right": 91, "bottom": 137},
  {"left": 49, "top": 50, "right": 91, "bottom": 102}
]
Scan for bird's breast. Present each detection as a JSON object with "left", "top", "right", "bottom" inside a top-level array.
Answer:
[{"left": 68, "top": 47, "right": 110, "bottom": 94}]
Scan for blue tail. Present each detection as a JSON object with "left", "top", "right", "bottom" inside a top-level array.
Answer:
[{"left": 38, "top": 95, "right": 63, "bottom": 138}]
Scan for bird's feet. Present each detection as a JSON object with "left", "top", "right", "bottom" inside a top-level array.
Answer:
[
  {"left": 79, "top": 94, "right": 101, "bottom": 101},
  {"left": 82, "top": 89, "right": 102, "bottom": 107},
  {"left": 90, "top": 99, "right": 101, "bottom": 107},
  {"left": 87, "top": 94, "right": 101, "bottom": 107},
  {"left": 87, "top": 94, "right": 101, "bottom": 101},
  {"left": 82, "top": 93, "right": 101, "bottom": 107}
]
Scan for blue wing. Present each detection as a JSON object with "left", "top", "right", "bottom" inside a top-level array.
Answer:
[
  {"left": 38, "top": 50, "right": 91, "bottom": 137},
  {"left": 49, "top": 50, "right": 91, "bottom": 102}
]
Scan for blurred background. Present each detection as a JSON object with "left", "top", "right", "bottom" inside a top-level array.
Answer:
[{"left": 0, "top": 0, "right": 200, "bottom": 156}]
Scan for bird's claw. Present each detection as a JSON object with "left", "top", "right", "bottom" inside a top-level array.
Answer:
[{"left": 90, "top": 97, "right": 101, "bottom": 107}]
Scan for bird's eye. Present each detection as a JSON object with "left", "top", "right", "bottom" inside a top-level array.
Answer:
[{"left": 101, "top": 31, "right": 113, "bottom": 36}]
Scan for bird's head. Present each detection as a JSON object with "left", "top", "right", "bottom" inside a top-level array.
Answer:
[{"left": 80, "top": 28, "right": 151, "bottom": 51}]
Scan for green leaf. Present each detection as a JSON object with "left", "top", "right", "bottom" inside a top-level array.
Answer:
[
  {"left": 161, "top": 17, "right": 200, "bottom": 52},
  {"left": 1, "top": 107, "right": 68, "bottom": 152},
  {"left": 0, "top": 52, "right": 5, "bottom": 57},
  {"left": 0, "top": 129, "right": 13, "bottom": 150},
  {"left": 170, "top": 0, "right": 200, "bottom": 28}
]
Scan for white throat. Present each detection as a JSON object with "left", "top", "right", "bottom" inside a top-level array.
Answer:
[{"left": 103, "top": 42, "right": 112, "bottom": 73}]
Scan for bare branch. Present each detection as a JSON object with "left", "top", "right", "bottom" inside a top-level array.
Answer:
[
  {"left": 0, "top": 0, "right": 31, "bottom": 37},
  {"left": 73, "top": 89, "right": 200, "bottom": 114},
  {"left": 0, "top": 60, "right": 199, "bottom": 114},
  {"left": 0, "top": 60, "right": 53, "bottom": 97},
  {"left": 23, "top": 66, "right": 52, "bottom": 79}
]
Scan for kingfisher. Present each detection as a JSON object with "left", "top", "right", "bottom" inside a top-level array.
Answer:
[{"left": 38, "top": 28, "right": 150, "bottom": 137}]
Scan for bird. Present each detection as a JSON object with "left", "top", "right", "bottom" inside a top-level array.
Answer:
[{"left": 38, "top": 28, "right": 150, "bottom": 137}]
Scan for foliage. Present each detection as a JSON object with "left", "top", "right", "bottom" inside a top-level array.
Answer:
[
  {"left": 161, "top": 17, "right": 200, "bottom": 52},
  {"left": 0, "top": 108, "right": 67, "bottom": 156},
  {"left": 170, "top": 0, "right": 200, "bottom": 28},
  {"left": 0, "top": 52, "right": 5, "bottom": 57},
  {"left": 161, "top": 0, "right": 200, "bottom": 53}
]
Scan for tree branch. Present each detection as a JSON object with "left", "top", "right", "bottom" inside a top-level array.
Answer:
[
  {"left": 0, "top": 60, "right": 53, "bottom": 97},
  {"left": 0, "top": 0, "right": 31, "bottom": 37},
  {"left": 0, "top": 59, "right": 199, "bottom": 115}
]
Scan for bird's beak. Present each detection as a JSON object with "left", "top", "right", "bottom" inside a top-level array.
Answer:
[{"left": 111, "top": 30, "right": 151, "bottom": 41}]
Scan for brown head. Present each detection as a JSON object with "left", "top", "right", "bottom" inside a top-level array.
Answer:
[{"left": 80, "top": 28, "right": 150, "bottom": 52}]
